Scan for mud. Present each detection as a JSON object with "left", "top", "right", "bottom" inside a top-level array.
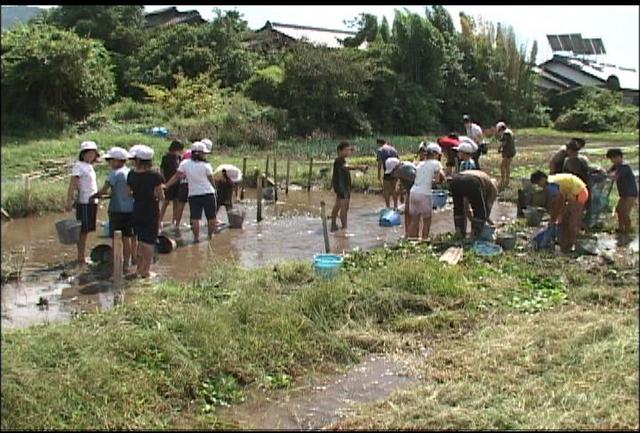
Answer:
[
  {"left": 217, "top": 353, "right": 419, "bottom": 430},
  {"left": 1, "top": 189, "right": 516, "bottom": 329}
]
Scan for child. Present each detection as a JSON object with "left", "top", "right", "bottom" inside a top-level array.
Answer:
[
  {"left": 126, "top": 145, "right": 164, "bottom": 278},
  {"left": 66, "top": 141, "right": 99, "bottom": 265},
  {"left": 408, "top": 143, "right": 446, "bottom": 240},
  {"left": 457, "top": 141, "right": 476, "bottom": 172},
  {"left": 530, "top": 170, "right": 588, "bottom": 253},
  {"left": 496, "top": 121, "right": 516, "bottom": 190},
  {"left": 331, "top": 141, "right": 368, "bottom": 232},
  {"left": 165, "top": 142, "right": 217, "bottom": 242},
  {"left": 213, "top": 164, "right": 243, "bottom": 217},
  {"left": 376, "top": 138, "right": 400, "bottom": 209},
  {"left": 606, "top": 148, "right": 638, "bottom": 234},
  {"left": 159, "top": 140, "right": 185, "bottom": 229},
  {"left": 93, "top": 147, "right": 136, "bottom": 273},
  {"left": 385, "top": 156, "right": 417, "bottom": 238}
]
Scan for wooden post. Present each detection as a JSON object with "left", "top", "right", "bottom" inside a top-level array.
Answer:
[
  {"left": 273, "top": 155, "right": 278, "bottom": 203},
  {"left": 285, "top": 158, "right": 291, "bottom": 196},
  {"left": 113, "top": 230, "right": 123, "bottom": 304},
  {"left": 265, "top": 155, "right": 270, "bottom": 177},
  {"left": 240, "top": 157, "right": 247, "bottom": 200},
  {"left": 307, "top": 157, "right": 314, "bottom": 192},
  {"left": 320, "top": 201, "right": 330, "bottom": 253},
  {"left": 256, "top": 170, "right": 263, "bottom": 223},
  {"left": 23, "top": 175, "right": 32, "bottom": 209}
]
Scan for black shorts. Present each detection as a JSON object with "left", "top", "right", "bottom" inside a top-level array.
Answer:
[
  {"left": 164, "top": 183, "right": 180, "bottom": 201},
  {"left": 177, "top": 183, "right": 189, "bottom": 203},
  {"left": 335, "top": 190, "right": 350, "bottom": 200},
  {"left": 189, "top": 193, "right": 217, "bottom": 220},
  {"left": 76, "top": 203, "right": 97, "bottom": 233},
  {"left": 134, "top": 221, "right": 158, "bottom": 245},
  {"left": 109, "top": 212, "right": 134, "bottom": 237},
  {"left": 383, "top": 173, "right": 394, "bottom": 181}
]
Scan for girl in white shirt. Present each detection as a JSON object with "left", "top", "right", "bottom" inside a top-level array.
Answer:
[
  {"left": 408, "top": 143, "right": 446, "bottom": 240},
  {"left": 66, "top": 141, "right": 99, "bottom": 265}
]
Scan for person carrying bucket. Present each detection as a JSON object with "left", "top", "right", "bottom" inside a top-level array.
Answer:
[
  {"left": 164, "top": 141, "right": 218, "bottom": 242},
  {"left": 93, "top": 147, "right": 136, "bottom": 274},
  {"left": 65, "top": 141, "right": 99, "bottom": 265},
  {"left": 213, "top": 164, "right": 243, "bottom": 217}
]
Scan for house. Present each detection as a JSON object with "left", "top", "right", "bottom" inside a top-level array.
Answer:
[
  {"left": 144, "top": 7, "right": 206, "bottom": 29},
  {"left": 535, "top": 54, "right": 639, "bottom": 105},
  {"left": 247, "top": 21, "right": 367, "bottom": 51}
]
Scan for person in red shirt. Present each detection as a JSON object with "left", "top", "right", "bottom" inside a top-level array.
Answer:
[{"left": 437, "top": 133, "right": 460, "bottom": 176}]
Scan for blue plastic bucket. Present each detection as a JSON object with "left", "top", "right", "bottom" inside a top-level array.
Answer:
[
  {"left": 432, "top": 190, "right": 449, "bottom": 209},
  {"left": 313, "top": 254, "right": 344, "bottom": 279}
]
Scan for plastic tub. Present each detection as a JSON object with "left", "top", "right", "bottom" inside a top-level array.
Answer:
[
  {"left": 432, "top": 190, "right": 449, "bottom": 209},
  {"left": 496, "top": 233, "right": 517, "bottom": 251},
  {"left": 90, "top": 244, "right": 113, "bottom": 263},
  {"left": 313, "top": 254, "right": 344, "bottom": 279},
  {"left": 55, "top": 219, "right": 82, "bottom": 245},
  {"left": 477, "top": 224, "right": 495, "bottom": 242},
  {"left": 227, "top": 209, "right": 246, "bottom": 229},
  {"left": 523, "top": 207, "right": 544, "bottom": 227},
  {"left": 156, "top": 235, "right": 177, "bottom": 254}
]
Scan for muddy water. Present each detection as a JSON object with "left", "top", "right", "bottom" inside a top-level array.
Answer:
[
  {"left": 217, "top": 354, "right": 418, "bottom": 430},
  {"left": 1, "top": 190, "right": 516, "bottom": 328}
]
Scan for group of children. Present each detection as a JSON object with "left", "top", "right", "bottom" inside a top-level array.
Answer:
[
  {"left": 529, "top": 143, "right": 637, "bottom": 253},
  {"left": 66, "top": 138, "right": 241, "bottom": 278}
]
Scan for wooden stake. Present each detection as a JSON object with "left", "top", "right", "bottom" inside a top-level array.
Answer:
[
  {"left": 273, "top": 155, "right": 278, "bottom": 202},
  {"left": 256, "top": 170, "right": 263, "bottom": 222},
  {"left": 265, "top": 155, "right": 270, "bottom": 177},
  {"left": 240, "top": 157, "right": 247, "bottom": 200},
  {"left": 23, "top": 175, "right": 32, "bottom": 209},
  {"left": 320, "top": 201, "right": 330, "bottom": 253},
  {"left": 285, "top": 158, "right": 291, "bottom": 196},
  {"left": 307, "top": 157, "right": 314, "bottom": 192},
  {"left": 113, "top": 230, "right": 123, "bottom": 303}
]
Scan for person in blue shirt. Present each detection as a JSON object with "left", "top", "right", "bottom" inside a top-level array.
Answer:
[
  {"left": 457, "top": 141, "right": 477, "bottom": 172},
  {"left": 94, "top": 147, "right": 137, "bottom": 273},
  {"left": 606, "top": 148, "right": 638, "bottom": 234}
]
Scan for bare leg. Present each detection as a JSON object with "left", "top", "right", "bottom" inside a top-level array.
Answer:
[
  {"left": 139, "top": 242, "right": 154, "bottom": 277},
  {"left": 159, "top": 200, "right": 170, "bottom": 226},
  {"left": 207, "top": 219, "right": 216, "bottom": 240},
  {"left": 77, "top": 232, "right": 88, "bottom": 264},
  {"left": 191, "top": 219, "right": 200, "bottom": 243},
  {"left": 330, "top": 199, "right": 340, "bottom": 231},
  {"left": 136, "top": 242, "right": 144, "bottom": 275},
  {"left": 504, "top": 157, "right": 512, "bottom": 189},
  {"left": 407, "top": 214, "right": 420, "bottom": 238},
  {"left": 392, "top": 180, "right": 399, "bottom": 209},
  {"left": 122, "top": 236, "right": 132, "bottom": 271},
  {"left": 404, "top": 195, "right": 411, "bottom": 237},
  {"left": 421, "top": 216, "right": 432, "bottom": 240},
  {"left": 383, "top": 180, "right": 391, "bottom": 208},
  {"left": 174, "top": 201, "right": 186, "bottom": 227},
  {"left": 339, "top": 199, "right": 349, "bottom": 229}
]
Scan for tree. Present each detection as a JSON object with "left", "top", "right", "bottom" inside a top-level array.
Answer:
[
  {"left": 379, "top": 16, "right": 390, "bottom": 43},
  {"left": 1, "top": 23, "right": 115, "bottom": 128}
]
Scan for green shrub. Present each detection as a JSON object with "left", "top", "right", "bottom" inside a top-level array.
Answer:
[
  {"left": 244, "top": 65, "right": 284, "bottom": 106},
  {"left": 554, "top": 88, "right": 639, "bottom": 133},
  {"left": 101, "top": 98, "right": 168, "bottom": 123}
]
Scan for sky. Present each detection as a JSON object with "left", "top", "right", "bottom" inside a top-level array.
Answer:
[{"left": 33, "top": 5, "right": 639, "bottom": 69}]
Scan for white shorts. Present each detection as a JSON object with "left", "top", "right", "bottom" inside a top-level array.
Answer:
[{"left": 409, "top": 192, "right": 433, "bottom": 217}]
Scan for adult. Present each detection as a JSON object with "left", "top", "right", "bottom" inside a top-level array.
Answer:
[
  {"left": 437, "top": 133, "right": 460, "bottom": 176},
  {"left": 213, "top": 164, "right": 243, "bottom": 216},
  {"left": 496, "top": 121, "right": 516, "bottom": 190},
  {"left": 449, "top": 170, "right": 498, "bottom": 239},
  {"left": 562, "top": 139, "right": 590, "bottom": 185},
  {"left": 530, "top": 170, "right": 589, "bottom": 253},
  {"left": 165, "top": 142, "right": 217, "bottom": 243},
  {"left": 376, "top": 138, "right": 400, "bottom": 209},
  {"left": 549, "top": 138, "right": 586, "bottom": 174},
  {"left": 463, "top": 114, "right": 486, "bottom": 170}
]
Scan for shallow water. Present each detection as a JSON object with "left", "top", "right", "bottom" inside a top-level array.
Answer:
[
  {"left": 1, "top": 189, "right": 516, "bottom": 329},
  {"left": 217, "top": 353, "right": 418, "bottom": 430}
]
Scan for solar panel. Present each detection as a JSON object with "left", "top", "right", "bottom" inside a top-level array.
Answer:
[
  {"left": 582, "top": 38, "right": 597, "bottom": 55},
  {"left": 568, "top": 34, "right": 585, "bottom": 54},
  {"left": 558, "top": 34, "right": 573, "bottom": 51},
  {"left": 591, "top": 38, "right": 606, "bottom": 55},
  {"left": 546, "top": 34, "right": 563, "bottom": 51}
]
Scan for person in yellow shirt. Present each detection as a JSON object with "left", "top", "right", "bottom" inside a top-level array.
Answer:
[{"left": 530, "top": 170, "right": 589, "bottom": 253}]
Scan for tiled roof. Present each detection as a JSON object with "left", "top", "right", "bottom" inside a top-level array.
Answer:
[{"left": 262, "top": 21, "right": 367, "bottom": 49}]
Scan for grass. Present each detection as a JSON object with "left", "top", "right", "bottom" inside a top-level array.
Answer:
[{"left": 2, "top": 225, "right": 638, "bottom": 429}]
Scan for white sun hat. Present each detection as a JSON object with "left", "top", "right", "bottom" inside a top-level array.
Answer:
[
  {"left": 128, "top": 144, "right": 145, "bottom": 159},
  {"left": 201, "top": 138, "right": 213, "bottom": 152},
  {"left": 457, "top": 141, "right": 475, "bottom": 154},
  {"left": 496, "top": 121, "right": 507, "bottom": 131},
  {"left": 104, "top": 147, "right": 131, "bottom": 161},
  {"left": 79, "top": 141, "right": 98, "bottom": 152},
  {"left": 384, "top": 157, "right": 401, "bottom": 174},
  {"left": 213, "top": 164, "right": 243, "bottom": 183},
  {"left": 191, "top": 141, "right": 210, "bottom": 153},
  {"left": 425, "top": 142, "right": 442, "bottom": 154},
  {"left": 135, "top": 145, "right": 154, "bottom": 161}
]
